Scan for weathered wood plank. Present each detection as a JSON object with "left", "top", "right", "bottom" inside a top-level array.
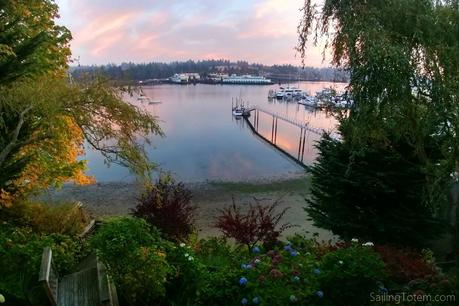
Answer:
[
  {"left": 38, "top": 247, "right": 58, "bottom": 306},
  {"left": 39, "top": 248, "right": 118, "bottom": 306},
  {"left": 78, "top": 219, "right": 96, "bottom": 239},
  {"left": 58, "top": 268, "right": 99, "bottom": 306}
]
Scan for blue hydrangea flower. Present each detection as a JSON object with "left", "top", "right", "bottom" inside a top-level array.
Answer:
[
  {"left": 316, "top": 290, "right": 324, "bottom": 298},
  {"left": 252, "top": 246, "right": 261, "bottom": 254},
  {"left": 241, "top": 263, "right": 247, "bottom": 269},
  {"left": 284, "top": 244, "right": 292, "bottom": 251},
  {"left": 289, "top": 295, "right": 298, "bottom": 302},
  {"left": 246, "top": 264, "right": 253, "bottom": 269},
  {"left": 313, "top": 268, "right": 321, "bottom": 275},
  {"left": 292, "top": 276, "right": 300, "bottom": 282},
  {"left": 241, "top": 298, "right": 248, "bottom": 305},
  {"left": 239, "top": 277, "right": 248, "bottom": 286},
  {"left": 252, "top": 297, "right": 260, "bottom": 304},
  {"left": 290, "top": 250, "right": 298, "bottom": 257}
]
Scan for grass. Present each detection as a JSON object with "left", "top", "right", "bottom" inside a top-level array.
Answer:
[{"left": 209, "top": 176, "right": 311, "bottom": 194}]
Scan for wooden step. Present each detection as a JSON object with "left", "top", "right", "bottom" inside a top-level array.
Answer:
[{"left": 58, "top": 267, "right": 100, "bottom": 306}]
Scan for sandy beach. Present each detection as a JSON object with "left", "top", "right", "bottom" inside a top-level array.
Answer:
[{"left": 40, "top": 175, "right": 334, "bottom": 241}]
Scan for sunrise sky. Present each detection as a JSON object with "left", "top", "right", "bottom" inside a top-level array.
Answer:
[{"left": 55, "top": 0, "right": 329, "bottom": 67}]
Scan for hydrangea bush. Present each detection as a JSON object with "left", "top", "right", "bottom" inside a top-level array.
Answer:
[{"left": 235, "top": 244, "right": 324, "bottom": 305}]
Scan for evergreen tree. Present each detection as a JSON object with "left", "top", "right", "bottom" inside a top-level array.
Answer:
[{"left": 298, "top": 0, "right": 459, "bottom": 247}]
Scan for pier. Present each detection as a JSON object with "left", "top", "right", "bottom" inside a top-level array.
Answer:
[{"left": 242, "top": 107, "right": 339, "bottom": 168}]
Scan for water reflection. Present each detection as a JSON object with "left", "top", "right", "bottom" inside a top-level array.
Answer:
[{"left": 82, "top": 82, "right": 346, "bottom": 182}]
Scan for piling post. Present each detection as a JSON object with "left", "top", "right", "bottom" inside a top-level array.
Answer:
[
  {"left": 274, "top": 118, "right": 278, "bottom": 144},
  {"left": 300, "top": 129, "right": 307, "bottom": 162},
  {"left": 298, "top": 128, "right": 304, "bottom": 159}
]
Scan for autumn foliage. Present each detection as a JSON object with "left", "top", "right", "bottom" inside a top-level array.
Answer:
[
  {"left": 215, "top": 198, "right": 294, "bottom": 250},
  {"left": 132, "top": 176, "right": 196, "bottom": 242},
  {"left": 374, "top": 245, "right": 437, "bottom": 284}
]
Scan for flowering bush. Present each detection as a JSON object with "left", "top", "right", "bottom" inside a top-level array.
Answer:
[
  {"left": 215, "top": 197, "right": 294, "bottom": 251},
  {"left": 90, "top": 217, "right": 173, "bottom": 305},
  {"left": 132, "top": 175, "right": 196, "bottom": 242},
  {"left": 165, "top": 242, "right": 205, "bottom": 305},
  {"left": 234, "top": 243, "right": 324, "bottom": 305},
  {"left": 317, "top": 244, "right": 387, "bottom": 306}
]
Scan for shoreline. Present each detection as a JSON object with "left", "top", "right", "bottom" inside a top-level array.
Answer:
[{"left": 40, "top": 174, "right": 334, "bottom": 241}]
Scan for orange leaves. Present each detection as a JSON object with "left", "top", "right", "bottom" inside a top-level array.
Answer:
[
  {"left": 10, "top": 115, "right": 95, "bottom": 198},
  {"left": 0, "top": 189, "right": 14, "bottom": 208}
]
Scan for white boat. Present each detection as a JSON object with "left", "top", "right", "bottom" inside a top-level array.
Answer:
[
  {"left": 275, "top": 87, "right": 286, "bottom": 99},
  {"left": 275, "top": 86, "right": 303, "bottom": 99},
  {"left": 298, "top": 96, "right": 317, "bottom": 107},
  {"left": 138, "top": 95, "right": 151, "bottom": 102},
  {"left": 169, "top": 73, "right": 189, "bottom": 84},
  {"left": 232, "top": 106, "right": 244, "bottom": 116},
  {"left": 223, "top": 74, "right": 272, "bottom": 85}
]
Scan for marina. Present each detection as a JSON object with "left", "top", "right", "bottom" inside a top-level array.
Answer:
[{"left": 84, "top": 81, "right": 345, "bottom": 183}]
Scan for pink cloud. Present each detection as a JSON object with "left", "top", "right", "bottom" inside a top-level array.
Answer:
[{"left": 56, "top": 0, "right": 332, "bottom": 66}]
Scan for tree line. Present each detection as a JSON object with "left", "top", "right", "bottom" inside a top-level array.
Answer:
[{"left": 70, "top": 60, "right": 349, "bottom": 82}]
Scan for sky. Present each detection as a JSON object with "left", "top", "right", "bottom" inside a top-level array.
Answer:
[{"left": 55, "top": 0, "right": 329, "bottom": 67}]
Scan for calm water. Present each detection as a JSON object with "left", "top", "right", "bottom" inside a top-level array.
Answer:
[{"left": 83, "top": 81, "right": 346, "bottom": 182}]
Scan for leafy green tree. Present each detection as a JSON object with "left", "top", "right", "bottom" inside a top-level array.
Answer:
[
  {"left": 298, "top": 0, "right": 459, "bottom": 247},
  {"left": 0, "top": 0, "right": 71, "bottom": 84},
  {"left": 0, "top": 0, "right": 163, "bottom": 206}
]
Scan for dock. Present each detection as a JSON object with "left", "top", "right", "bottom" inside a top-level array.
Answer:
[{"left": 241, "top": 106, "right": 340, "bottom": 167}]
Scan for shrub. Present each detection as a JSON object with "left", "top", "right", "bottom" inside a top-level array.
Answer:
[
  {"left": 234, "top": 244, "right": 322, "bottom": 305},
  {"left": 90, "top": 217, "right": 172, "bottom": 305},
  {"left": 374, "top": 245, "right": 437, "bottom": 284},
  {"left": 317, "top": 244, "right": 387, "bottom": 306},
  {"left": 191, "top": 238, "right": 247, "bottom": 305},
  {"left": 0, "top": 222, "right": 85, "bottom": 303},
  {"left": 286, "top": 234, "right": 349, "bottom": 259},
  {"left": 132, "top": 176, "right": 196, "bottom": 242},
  {"left": 164, "top": 241, "right": 204, "bottom": 305},
  {"left": 0, "top": 200, "right": 91, "bottom": 236},
  {"left": 215, "top": 198, "right": 293, "bottom": 251},
  {"left": 306, "top": 134, "right": 444, "bottom": 248}
]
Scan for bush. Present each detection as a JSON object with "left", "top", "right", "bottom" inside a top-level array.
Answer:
[
  {"left": 90, "top": 217, "right": 172, "bottom": 305},
  {"left": 0, "top": 222, "right": 85, "bottom": 304},
  {"left": 164, "top": 241, "right": 204, "bottom": 305},
  {"left": 374, "top": 245, "right": 437, "bottom": 284},
  {"left": 0, "top": 200, "right": 91, "bottom": 236},
  {"left": 306, "top": 134, "right": 443, "bottom": 247},
  {"left": 215, "top": 198, "right": 293, "bottom": 251},
  {"left": 235, "top": 245, "right": 322, "bottom": 305},
  {"left": 192, "top": 238, "right": 326, "bottom": 305},
  {"left": 193, "top": 238, "right": 246, "bottom": 305},
  {"left": 317, "top": 244, "right": 387, "bottom": 306},
  {"left": 132, "top": 176, "right": 196, "bottom": 242}
]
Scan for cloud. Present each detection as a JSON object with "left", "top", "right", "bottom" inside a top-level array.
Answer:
[{"left": 56, "top": 0, "right": 330, "bottom": 66}]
